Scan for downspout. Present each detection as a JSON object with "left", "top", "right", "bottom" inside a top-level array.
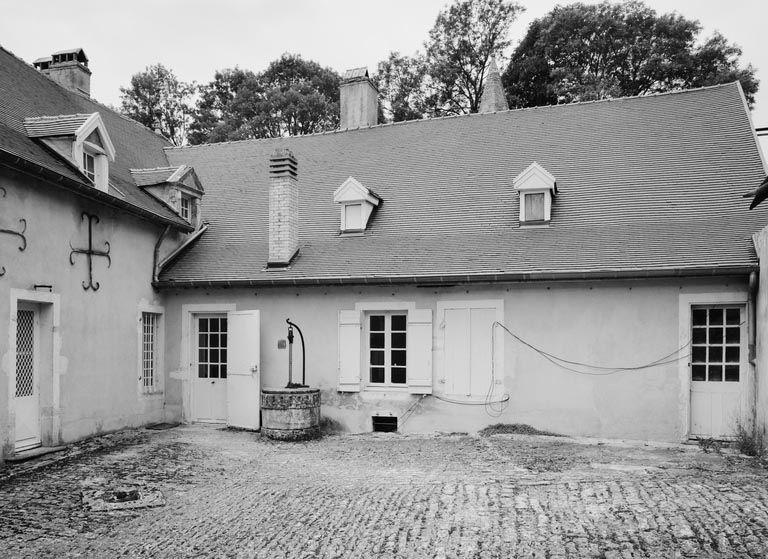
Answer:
[
  {"left": 749, "top": 270, "right": 758, "bottom": 427},
  {"left": 152, "top": 225, "right": 172, "bottom": 286}
]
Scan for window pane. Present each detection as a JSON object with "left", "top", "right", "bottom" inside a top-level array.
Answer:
[
  {"left": 725, "top": 346, "right": 740, "bottom": 363},
  {"left": 370, "top": 367, "right": 385, "bottom": 383},
  {"left": 370, "top": 333, "right": 385, "bottom": 348},
  {"left": 210, "top": 364, "right": 219, "bottom": 379},
  {"left": 391, "top": 315, "right": 407, "bottom": 331},
  {"left": 691, "top": 346, "right": 706, "bottom": 363},
  {"left": 525, "top": 193, "right": 545, "bottom": 221},
  {"left": 345, "top": 204, "right": 362, "bottom": 230},
  {"left": 198, "top": 333, "right": 207, "bottom": 347},
  {"left": 708, "top": 365, "right": 723, "bottom": 382},
  {"left": 709, "top": 309, "right": 723, "bottom": 325},
  {"left": 692, "top": 309, "right": 707, "bottom": 326},
  {"left": 209, "top": 318, "right": 219, "bottom": 332},
  {"left": 692, "top": 328, "right": 706, "bottom": 344},
  {"left": 708, "top": 328, "right": 723, "bottom": 344},
  {"left": 691, "top": 365, "right": 706, "bottom": 381},
  {"left": 221, "top": 334, "right": 227, "bottom": 347},
  {"left": 392, "top": 350, "right": 407, "bottom": 367},
  {"left": 370, "top": 351, "right": 385, "bottom": 366},
  {"left": 370, "top": 315, "right": 385, "bottom": 331},
  {"left": 221, "top": 318, "right": 227, "bottom": 332},
  {"left": 391, "top": 332, "right": 407, "bottom": 348},
  {"left": 725, "top": 365, "right": 739, "bottom": 382},
  {"left": 221, "top": 349, "right": 227, "bottom": 364},
  {"left": 210, "top": 333, "right": 219, "bottom": 347},
  {"left": 391, "top": 368, "right": 406, "bottom": 384},
  {"left": 220, "top": 365, "right": 227, "bottom": 379},
  {"left": 198, "top": 364, "right": 207, "bottom": 378},
  {"left": 708, "top": 346, "right": 723, "bottom": 363},
  {"left": 725, "top": 327, "right": 740, "bottom": 344},
  {"left": 210, "top": 349, "right": 219, "bottom": 363},
  {"left": 725, "top": 308, "right": 740, "bottom": 325},
  {"left": 199, "top": 319, "right": 208, "bottom": 332},
  {"left": 198, "top": 349, "right": 208, "bottom": 363}
]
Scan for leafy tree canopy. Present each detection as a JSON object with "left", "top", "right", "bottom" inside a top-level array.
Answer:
[
  {"left": 503, "top": 1, "right": 759, "bottom": 108},
  {"left": 189, "top": 54, "right": 340, "bottom": 144},
  {"left": 425, "top": 0, "right": 524, "bottom": 116},
  {"left": 119, "top": 64, "right": 195, "bottom": 146}
]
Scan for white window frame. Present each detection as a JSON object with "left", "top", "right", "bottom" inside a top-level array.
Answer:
[
  {"left": 365, "top": 311, "right": 408, "bottom": 387},
  {"left": 137, "top": 304, "right": 164, "bottom": 396},
  {"left": 180, "top": 194, "right": 191, "bottom": 221},
  {"left": 333, "top": 177, "right": 380, "bottom": 233}
]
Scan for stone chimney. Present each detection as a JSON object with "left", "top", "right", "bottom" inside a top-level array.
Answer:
[
  {"left": 479, "top": 58, "right": 508, "bottom": 113},
  {"left": 34, "top": 48, "right": 91, "bottom": 97},
  {"left": 340, "top": 67, "right": 378, "bottom": 129},
  {"left": 267, "top": 148, "right": 299, "bottom": 267}
]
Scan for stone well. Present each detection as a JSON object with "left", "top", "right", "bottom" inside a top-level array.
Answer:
[{"left": 261, "top": 387, "right": 321, "bottom": 441}]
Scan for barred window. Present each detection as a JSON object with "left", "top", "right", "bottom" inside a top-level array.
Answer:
[{"left": 141, "top": 312, "right": 160, "bottom": 392}]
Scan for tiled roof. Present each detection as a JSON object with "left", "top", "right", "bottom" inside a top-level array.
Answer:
[
  {"left": 24, "top": 113, "right": 92, "bottom": 137},
  {"left": 0, "top": 46, "right": 190, "bottom": 230},
  {"left": 131, "top": 165, "right": 186, "bottom": 187},
  {"left": 160, "top": 82, "right": 768, "bottom": 286}
]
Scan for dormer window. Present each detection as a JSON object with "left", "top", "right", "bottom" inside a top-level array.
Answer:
[
  {"left": 180, "top": 194, "right": 191, "bottom": 221},
  {"left": 23, "top": 112, "right": 115, "bottom": 193},
  {"left": 82, "top": 151, "right": 95, "bottom": 182},
  {"left": 333, "top": 177, "right": 380, "bottom": 233},
  {"left": 513, "top": 162, "right": 557, "bottom": 226}
]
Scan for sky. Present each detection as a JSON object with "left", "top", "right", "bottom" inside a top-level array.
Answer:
[{"left": 1, "top": 0, "right": 767, "bottom": 130}]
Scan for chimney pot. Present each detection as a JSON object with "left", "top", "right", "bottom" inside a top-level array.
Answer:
[{"left": 34, "top": 48, "right": 91, "bottom": 97}]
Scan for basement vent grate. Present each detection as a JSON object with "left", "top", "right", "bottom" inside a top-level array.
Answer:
[{"left": 372, "top": 416, "right": 398, "bottom": 433}]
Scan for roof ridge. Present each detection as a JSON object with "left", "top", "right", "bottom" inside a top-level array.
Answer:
[
  {"left": 130, "top": 165, "right": 181, "bottom": 172},
  {"left": 167, "top": 82, "right": 739, "bottom": 152},
  {"left": 0, "top": 43, "right": 174, "bottom": 147}
]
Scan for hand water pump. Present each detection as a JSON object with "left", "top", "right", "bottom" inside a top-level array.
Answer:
[{"left": 285, "top": 318, "right": 307, "bottom": 388}]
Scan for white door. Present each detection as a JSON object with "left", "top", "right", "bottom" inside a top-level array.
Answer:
[
  {"left": 226, "top": 310, "right": 261, "bottom": 430},
  {"left": 690, "top": 305, "right": 748, "bottom": 438},
  {"left": 442, "top": 303, "right": 499, "bottom": 398},
  {"left": 15, "top": 304, "right": 41, "bottom": 451},
  {"left": 192, "top": 314, "right": 228, "bottom": 422}
]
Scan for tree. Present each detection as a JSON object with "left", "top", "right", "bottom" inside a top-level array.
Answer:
[
  {"left": 503, "top": 1, "right": 759, "bottom": 108},
  {"left": 119, "top": 64, "right": 195, "bottom": 146},
  {"left": 376, "top": 52, "right": 428, "bottom": 122},
  {"left": 188, "top": 54, "right": 340, "bottom": 144},
  {"left": 188, "top": 67, "right": 256, "bottom": 145},
  {"left": 424, "top": 0, "right": 524, "bottom": 116}
]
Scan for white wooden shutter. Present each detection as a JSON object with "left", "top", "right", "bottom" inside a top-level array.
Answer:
[
  {"left": 226, "top": 310, "right": 261, "bottom": 429},
  {"left": 338, "top": 309, "right": 362, "bottom": 392},
  {"left": 408, "top": 308, "right": 433, "bottom": 394}
]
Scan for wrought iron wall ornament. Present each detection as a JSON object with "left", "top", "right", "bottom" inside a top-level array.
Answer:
[
  {"left": 0, "top": 187, "right": 28, "bottom": 276},
  {"left": 69, "top": 212, "right": 111, "bottom": 291}
]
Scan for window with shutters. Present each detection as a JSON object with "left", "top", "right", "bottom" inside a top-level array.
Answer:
[
  {"left": 367, "top": 312, "right": 407, "bottom": 385},
  {"left": 338, "top": 303, "right": 433, "bottom": 394}
]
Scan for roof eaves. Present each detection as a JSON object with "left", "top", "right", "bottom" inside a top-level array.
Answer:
[
  {"left": 0, "top": 149, "right": 193, "bottom": 232},
  {"left": 155, "top": 264, "right": 756, "bottom": 289}
]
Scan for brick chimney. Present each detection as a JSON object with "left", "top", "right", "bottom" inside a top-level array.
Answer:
[
  {"left": 340, "top": 68, "right": 378, "bottom": 129},
  {"left": 479, "top": 58, "right": 508, "bottom": 113},
  {"left": 267, "top": 148, "right": 299, "bottom": 267},
  {"left": 33, "top": 48, "right": 91, "bottom": 97}
]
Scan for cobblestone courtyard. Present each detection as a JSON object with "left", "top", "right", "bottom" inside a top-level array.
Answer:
[{"left": 1, "top": 426, "right": 768, "bottom": 558}]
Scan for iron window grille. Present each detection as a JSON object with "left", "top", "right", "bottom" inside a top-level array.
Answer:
[
  {"left": 367, "top": 312, "right": 407, "bottom": 385},
  {"left": 141, "top": 312, "right": 160, "bottom": 393}
]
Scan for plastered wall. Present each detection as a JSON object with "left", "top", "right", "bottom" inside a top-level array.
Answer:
[
  {"left": 0, "top": 169, "right": 170, "bottom": 458},
  {"left": 161, "top": 277, "right": 750, "bottom": 442}
]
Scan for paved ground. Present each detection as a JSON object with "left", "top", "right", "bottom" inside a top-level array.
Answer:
[{"left": 1, "top": 426, "right": 767, "bottom": 558}]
